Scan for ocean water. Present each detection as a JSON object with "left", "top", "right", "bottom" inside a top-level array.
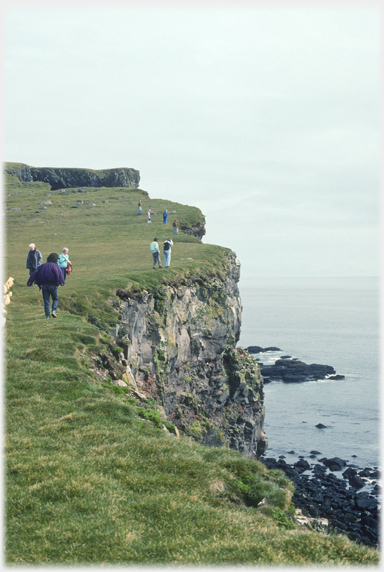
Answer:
[{"left": 238, "top": 276, "right": 380, "bottom": 470}]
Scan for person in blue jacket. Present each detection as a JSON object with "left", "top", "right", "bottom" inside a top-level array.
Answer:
[
  {"left": 163, "top": 209, "right": 168, "bottom": 224},
  {"left": 27, "top": 252, "right": 65, "bottom": 319}
]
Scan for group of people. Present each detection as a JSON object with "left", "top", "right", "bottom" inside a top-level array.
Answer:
[
  {"left": 137, "top": 202, "right": 178, "bottom": 234},
  {"left": 26, "top": 243, "right": 72, "bottom": 319},
  {"left": 27, "top": 201, "right": 181, "bottom": 319},
  {"left": 150, "top": 238, "right": 173, "bottom": 269}
]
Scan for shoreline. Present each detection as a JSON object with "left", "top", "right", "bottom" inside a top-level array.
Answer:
[{"left": 260, "top": 453, "right": 380, "bottom": 548}]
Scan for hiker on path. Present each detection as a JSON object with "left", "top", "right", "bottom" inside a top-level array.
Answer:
[
  {"left": 26, "top": 243, "right": 42, "bottom": 276},
  {"left": 57, "top": 248, "right": 71, "bottom": 282},
  {"left": 163, "top": 209, "right": 168, "bottom": 224},
  {"left": 138, "top": 200, "right": 142, "bottom": 215},
  {"left": 172, "top": 220, "right": 178, "bottom": 235},
  {"left": 27, "top": 252, "right": 65, "bottom": 319},
  {"left": 147, "top": 209, "right": 152, "bottom": 223},
  {"left": 150, "top": 238, "right": 162, "bottom": 269},
  {"left": 163, "top": 238, "right": 173, "bottom": 268}
]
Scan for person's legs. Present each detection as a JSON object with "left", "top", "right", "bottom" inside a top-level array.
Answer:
[
  {"left": 156, "top": 252, "right": 162, "bottom": 267},
  {"left": 49, "top": 285, "right": 59, "bottom": 315},
  {"left": 60, "top": 266, "right": 67, "bottom": 282},
  {"left": 41, "top": 285, "right": 51, "bottom": 318},
  {"left": 164, "top": 251, "right": 170, "bottom": 267}
]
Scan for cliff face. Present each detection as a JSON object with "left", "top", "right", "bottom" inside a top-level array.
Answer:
[
  {"left": 5, "top": 163, "right": 140, "bottom": 190},
  {"left": 114, "top": 253, "right": 268, "bottom": 458}
]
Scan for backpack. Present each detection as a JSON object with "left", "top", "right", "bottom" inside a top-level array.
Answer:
[{"left": 163, "top": 241, "right": 170, "bottom": 251}]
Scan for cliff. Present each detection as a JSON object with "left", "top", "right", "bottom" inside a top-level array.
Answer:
[
  {"left": 4, "top": 162, "right": 140, "bottom": 190},
  {"left": 113, "top": 253, "right": 268, "bottom": 458}
]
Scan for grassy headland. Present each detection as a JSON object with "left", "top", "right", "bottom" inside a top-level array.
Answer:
[{"left": 4, "top": 164, "right": 380, "bottom": 564}]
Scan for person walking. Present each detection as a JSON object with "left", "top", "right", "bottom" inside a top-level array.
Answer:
[
  {"left": 57, "top": 248, "right": 71, "bottom": 282},
  {"left": 163, "top": 209, "right": 168, "bottom": 224},
  {"left": 147, "top": 209, "right": 152, "bottom": 223},
  {"left": 27, "top": 252, "right": 65, "bottom": 319},
  {"left": 26, "top": 243, "right": 42, "bottom": 276},
  {"left": 150, "top": 238, "right": 162, "bottom": 269},
  {"left": 172, "top": 220, "right": 178, "bottom": 235},
  {"left": 163, "top": 238, "right": 173, "bottom": 268},
  {"left": 138, "top": 200, "right": 142, "bottom": 215}
]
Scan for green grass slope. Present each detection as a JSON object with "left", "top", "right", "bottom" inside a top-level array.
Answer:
[{"left": 4, "top": 167, "right": 380, "bottom": 565}]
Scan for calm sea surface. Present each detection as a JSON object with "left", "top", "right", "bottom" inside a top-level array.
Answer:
[{"left": 238, "top": 276, "right": 380, "bottom": 470}]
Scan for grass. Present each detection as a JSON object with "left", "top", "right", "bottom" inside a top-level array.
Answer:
[{"left": 4, "top": 165, "right": 380, "bottom": 565}]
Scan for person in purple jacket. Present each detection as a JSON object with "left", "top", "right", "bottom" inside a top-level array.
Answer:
[{"left": 27, "top": 252, "right": 65, "bottom": 319}]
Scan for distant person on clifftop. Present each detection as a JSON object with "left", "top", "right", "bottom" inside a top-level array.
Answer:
[
  {"left": 138, "top": 200, "right": 142, "bottom": 215},
  {"left": 26, "top": 243, "right": 42, "bottom": 276},
  {"left": 150, "top": 238, "right": 162, "bottom": 269},
  {"left": 27, "top": 252, "right": 65, "bottom": 319},
  {"left": 163, "top": 209, "right": 168, "bottom": 224},
  {"left": 163, "top": 238, "right": 173, "bottom": 268},
  {"left": 172, "top": 220, "right": 178, "bottom": 234},
  {"left": 147, "top": 209, "right": 151, "bottom": 223},
  {"left": 57, "top": 248, "right": 71, "bottom": 282}
]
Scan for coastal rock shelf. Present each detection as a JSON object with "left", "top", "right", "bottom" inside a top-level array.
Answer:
[
  {"left": 261, "top": 454, "right": 380, "bottom": 548},
  {"left": 246, "top": 347, "right": 345, "bottom": 383}
]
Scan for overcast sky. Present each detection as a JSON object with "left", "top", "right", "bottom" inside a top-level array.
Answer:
[{"left": 4, "top": 3, "right": 381, "bottom": 278}]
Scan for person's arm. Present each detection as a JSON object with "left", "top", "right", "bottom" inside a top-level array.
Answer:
[
  {"left": 37, "top": 251, "right": 43, "bottom": 265},
  {"left": 27, "top": 267, "right": 38, "bottom": 286},
  {"left": 54, "top": 265, "right": 66, "bottom": 286}
]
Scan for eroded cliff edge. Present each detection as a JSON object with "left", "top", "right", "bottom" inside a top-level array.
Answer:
[
  {"left": 5, "top": 162, "right": 140, "bottom": 190},
  {"left": 113, "top": 253, "right": 268, "bottom": 458}
]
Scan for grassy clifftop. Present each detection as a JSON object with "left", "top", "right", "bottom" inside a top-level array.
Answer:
[{"left": 4, "top": 166, "right": 379, "bottom": 565}]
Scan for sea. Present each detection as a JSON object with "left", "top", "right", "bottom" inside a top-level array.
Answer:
[{"left": 238, "top": 276, "right": 380, "bottom": 472}]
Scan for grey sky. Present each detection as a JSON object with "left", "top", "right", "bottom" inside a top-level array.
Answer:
[{"left": 4, "top": 4, "right": 381, "bottom": 278}]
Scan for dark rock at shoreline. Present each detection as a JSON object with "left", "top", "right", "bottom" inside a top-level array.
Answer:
[
  {"left": 260, "top": 358, "right": 344, "bottom": 384},
  {"left": 316, "top": 423, "right": 327, "bottom": 429},
  {"left": 261, "top": 455, "right": 379, "bottom": 548},
  {"left": 322, "top": 457, "right": 347, "bottom": 470},
  {"left": 246, "top": 346, "right": 282, "bottom": 353},
  {"left": 245, "top": 346, "right": 345, "bottom": 384}
]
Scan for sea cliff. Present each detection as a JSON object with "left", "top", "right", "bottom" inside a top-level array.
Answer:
[
  {"left": 112, "top": 253, "right": 268, "bottom": 458},
  {"left": 4, "top": 162, "right": 140, "bottom": 190}
]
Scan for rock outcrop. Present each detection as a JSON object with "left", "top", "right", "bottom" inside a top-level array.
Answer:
[
  {"left": 5, "top": 163, "right": 140, "bottom": 190},
  {"left": 254, "top": 357, "right": 344, "bottom": 384},
  {"left": 113, "top": 253, "right": 268, "bottom": 458},
  {"left": 181, "top": 221, "right": 206, "bottom": 239}
]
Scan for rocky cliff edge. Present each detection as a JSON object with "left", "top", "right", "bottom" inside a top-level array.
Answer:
[
  {"left": 113, "top": 253, "right": 268, "bottom": 458},
  {"left": 5, "top": 162, "right": 140, "bottom": 190}
]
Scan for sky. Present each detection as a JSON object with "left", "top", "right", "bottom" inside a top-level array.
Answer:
[{"left": 3, "top": 1, "right": 381, "bottom": 279}]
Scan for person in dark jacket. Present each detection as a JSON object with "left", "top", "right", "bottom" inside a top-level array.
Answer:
[
  {"left": 27, "top": 252, "right": 65, "bottom": 319},
  {"left": 26, "top": 243, "right": 42, "bottom": 275}
]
